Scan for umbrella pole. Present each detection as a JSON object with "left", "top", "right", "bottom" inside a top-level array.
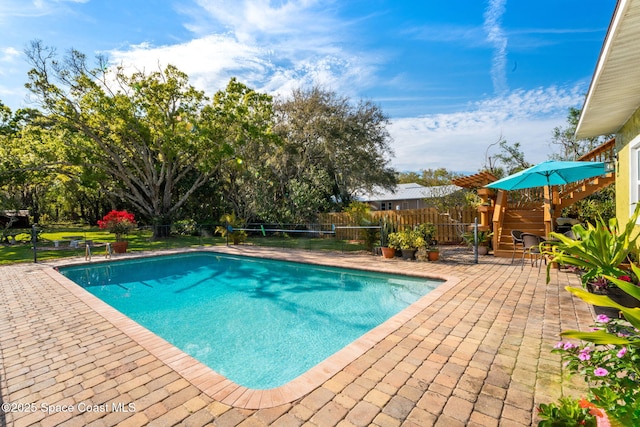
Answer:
[
  {"left": 543, "top": 185, "right": 554, "bottom": 237},
  {"left": 473, "top": 217, "right": 478, "bottom": 264}
]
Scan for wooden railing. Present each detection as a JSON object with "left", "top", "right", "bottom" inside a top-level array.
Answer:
[
  {"left": 506, "top": 187, "right": 545, "bottom": 209},
  {"left": 557, "top": 138, "right": 616, "bottom": 208},
  {"left": 577, "top": 137, "right": 616, "bottom": 162}
]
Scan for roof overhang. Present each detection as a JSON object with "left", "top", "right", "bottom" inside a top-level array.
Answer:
[{"left": 576, "top": 0, "right": 640, "bottom": 139}]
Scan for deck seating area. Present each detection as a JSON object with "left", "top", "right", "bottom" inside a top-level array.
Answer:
[{"left": 490, "top": 138, "right": 615, "bottom": 259}]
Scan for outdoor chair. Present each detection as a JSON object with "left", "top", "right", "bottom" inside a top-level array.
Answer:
[
  {"left": 521, "top": 232, "right": 546, "bottom": 270},
  {"left": 510, "top": 230, "right": 524, "bottom": 264}
]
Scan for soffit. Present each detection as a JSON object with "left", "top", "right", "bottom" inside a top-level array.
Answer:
[{"left": 576, "top": 0, "right": 640, "bottom": 139}]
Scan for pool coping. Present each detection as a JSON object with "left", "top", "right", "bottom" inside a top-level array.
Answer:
[{"left": 44, "top": 246, "right": 460, "bottom": 410}]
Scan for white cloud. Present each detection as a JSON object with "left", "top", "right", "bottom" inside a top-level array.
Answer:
[
  {"left": 0, "top": 47, "right": 20, "bottom": 62},
  {"left": 483, "top": 0, "right": 508, "bottom": 95},
  {"left": 0, "top": 0, "right": 86, "bottom": 18},
  {"left": 108, "top": 35, "right": 266, "bottom": 92},
  {"left": 0, "top": 48, "right": 22, "bottom": 94},
  {"left": 107, "top": 0, "right": 380, "bottom": 102},
  {"left": 388, "top": 85, "right": 585, "bottom": 173}
]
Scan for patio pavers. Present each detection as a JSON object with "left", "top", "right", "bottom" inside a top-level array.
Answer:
[{"left": 0, "top": 246, "right": 593, "bottom": 426}]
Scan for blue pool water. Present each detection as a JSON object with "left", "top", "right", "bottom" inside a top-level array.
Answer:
[{"left": 60, "top": 252, "right": 441, "bottom": 389}]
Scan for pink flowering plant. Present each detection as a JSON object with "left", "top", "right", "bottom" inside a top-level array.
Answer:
[
  {"left": 552, "top": 314, "right": 640, "bottom": 425},
  {"left": 540, "top": 264, "right": 640, "bottom": 425},
  {"left": 97, "top": 210, "right": 137, "bottom": 241}
]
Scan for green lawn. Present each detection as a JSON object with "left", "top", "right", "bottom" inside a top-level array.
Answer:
[{"left": 0, "top": 226, "right": 367, "bottom": 265}]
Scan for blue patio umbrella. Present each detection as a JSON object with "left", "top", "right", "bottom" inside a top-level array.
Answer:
[{"left": 485, "top": 160, "right": 607, "bottom": 191}]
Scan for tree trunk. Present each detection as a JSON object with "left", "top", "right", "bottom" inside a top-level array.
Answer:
[{"left": 152, "top": 218, "right": 172, "bottom": 239}]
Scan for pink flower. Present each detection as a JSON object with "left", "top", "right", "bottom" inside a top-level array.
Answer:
[
  {"left": 563, "top": 342, "right": 576, "bottom": 350},
  {"left": 596, "top": 314, "right": 610, "bottom": 323},
  {"left": 579, "top": 347, "right": 591, "bottom": 361},
  {"left": 554, "top": 341, "right": 564, "bottom": 349},
  {"left": 617, "top": 347, "right": 627, "bottom": 358},
  {"left": 594, "top": 367, "right": 608, "bottom": 377}
]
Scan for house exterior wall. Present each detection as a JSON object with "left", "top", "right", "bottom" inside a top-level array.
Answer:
[
  {"left": 368, "top": 199, "right": 427, "bottom": 211},
  {"left": 617, "top": 105, "right": 640, "bottom": 223}
]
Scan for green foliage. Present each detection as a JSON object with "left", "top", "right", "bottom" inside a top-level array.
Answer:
[
  {"left": 550, "top": 107, "right": 612, "bottom": 161},
  {"left": 561, "top": 185, "right": 616, "bottom": 225},
  {"left": 273, "top": 86, "right": 397, "bottom": 210},
  {"left": 414, "top": 223, "right": 437, "bottom": 248},
  {"left": 484, "top": 137, "right": 532, "bottom": 178},
  {"left": 537, "top": 397, "right": 597, "bottom": 427},
  {"left": 344, "top": 202, "right": 379, "bottom": 251},
  {"left": 397, "top": 168, "right": 462, "bottom": 186},
  {"left": 387, "top": 224, "right": 434, "bottom": 250},
  {"left": 461, "top": 230, "right": 493, "bottom": 247},
  {"left": 25, "top": 43, "right": 277, "bottom": 235},
  {"left": 214, "top": 213, "right": 247, "bottom": 244},
  {"left": 546, "top": 213, "right": 640, "bottom": 425},
  {"left": 552, "top": 107, "right": 615, "bottom": 224},
  {"left": 172, "top": 219, "right": 199, "bottom": 236},
  {"left": 205, "top": 78, "right": 281, "bottom": 223},
  {"left": 544, "top": 206, "right": 640, "bottom": 286},
  {"left": 344, "top": 201, "right": 371, "bottom": 225},
  {"left": 563, "top": 267, "right": 640, "bottom": 340},
  {"left": 11, "top": 42, "right": 402, "bottom": 230},
  {"left": 552, "top": 314, "right": 640, "bottom": 426},
  {"left": 379, "top": 216, "right": 397, "bottom": 248},
  {"left": 387, "top": 229, "right": 412, "bottom": 250}
]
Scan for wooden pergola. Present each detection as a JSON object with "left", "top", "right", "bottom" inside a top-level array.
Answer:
[{"left": 451, "top": 171, "right": 498, "bottom": 231}]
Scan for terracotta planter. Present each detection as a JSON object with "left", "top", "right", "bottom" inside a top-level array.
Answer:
[
  {"left": 111, "top": 241, "right": 128, "bottom": 254},
  {"left": 381, "top": 247, "right": 396, "bottom": 259},
  {"left": 477, "top": 245, "right": 489, "bottom": 255},
  {"left": 428, "top": 251, "right": 439, "bottom": 261}
]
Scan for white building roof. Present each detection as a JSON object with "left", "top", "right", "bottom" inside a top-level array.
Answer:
[
  {"left": 576, "top": 0, "right": 640, "bottom": 138},
  {"left": 357, "top": 183, "right": 461, "bottom": 202}
]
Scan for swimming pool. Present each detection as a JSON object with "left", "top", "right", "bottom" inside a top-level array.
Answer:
[{"left": 60, "top": 252, "right": 442, "bottom": 389}]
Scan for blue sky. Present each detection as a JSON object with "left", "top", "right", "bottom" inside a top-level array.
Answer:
[{"left": 0, "top": 0, "right": 617, "bottom": 173}]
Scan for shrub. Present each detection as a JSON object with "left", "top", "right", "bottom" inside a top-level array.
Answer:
[{"left": 97, "top": 210, "right": 136, "bottom": 241}]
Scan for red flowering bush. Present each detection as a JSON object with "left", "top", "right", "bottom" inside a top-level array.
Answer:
[{"left": 97, "top": 210, "right": 136, "bottom": 241}]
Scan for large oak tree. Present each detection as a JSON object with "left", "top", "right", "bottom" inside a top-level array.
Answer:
[{"left": 25, "top": 42, "right": 275, "bottom": 235}]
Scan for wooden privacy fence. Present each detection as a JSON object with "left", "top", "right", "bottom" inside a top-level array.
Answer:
[{"left": 318, "top": 207, "right": 478, "bottom": 244}]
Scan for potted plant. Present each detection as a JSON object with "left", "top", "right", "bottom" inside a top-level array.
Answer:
[
  {"left": 427, "top": 244, "right": 440, "bottom": 261},
  {"left": 388, "top": 229, "right": 417, "bottom": 260},
  {"left": 386, "top": 231, "right": 402, "bottom": 258},
  {"left": 584, "top": 274, "right": 640, "bottom": 318},
  {"left": 462, "top": 229, "right": 493, "bottom": 255},
  {"left": 414, "top": 223, "right": 438, "bottom": 261},
  {"left": 98, "top": 210, "right": 137, "bottom": 253},
  {"left": 379, "top": 216, "right": 397, "bottom": 259},
  {"left": 543, "top": 206, "right": 640, "bottom": 286}
]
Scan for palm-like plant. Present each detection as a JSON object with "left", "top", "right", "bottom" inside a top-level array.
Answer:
[
  {"left": 544, "top": 206, "right": 640, "bottom": 286},
  {"left": 215, "top": 213, "right": 247, "bottom": 245}
]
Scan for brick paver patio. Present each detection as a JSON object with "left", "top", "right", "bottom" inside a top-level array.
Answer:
[{"left": 0, "top": 246, "right": 593, "bottom": 426}]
